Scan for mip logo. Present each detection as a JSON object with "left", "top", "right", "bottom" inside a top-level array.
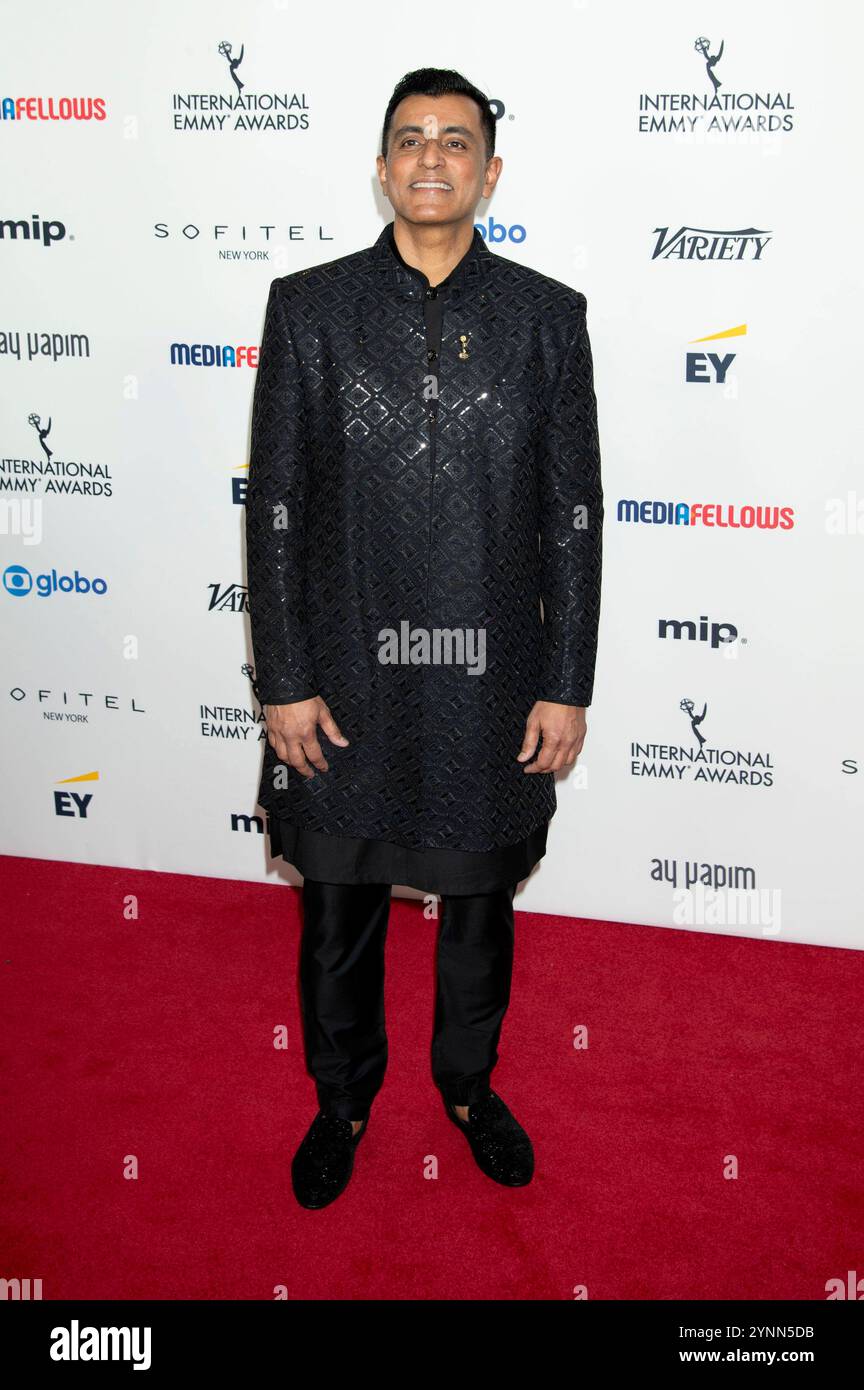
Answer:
[{"left": 0, "top": 214, "right": 68, "bottom": 247}]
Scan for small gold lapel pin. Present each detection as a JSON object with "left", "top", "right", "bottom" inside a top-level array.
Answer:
[{"left": 458, "top": 333, "right": 471, "bottom": 360}]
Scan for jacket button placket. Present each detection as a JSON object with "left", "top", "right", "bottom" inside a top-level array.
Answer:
[{"left": 424, "top": 283, "right": 441, "bottom": 615}]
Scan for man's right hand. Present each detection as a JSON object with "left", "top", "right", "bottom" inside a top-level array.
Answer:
[{"left": 264, "top": 696, "right": 349, "bottom": 779}]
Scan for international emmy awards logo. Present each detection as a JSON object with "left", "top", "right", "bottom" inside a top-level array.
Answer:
[
  {"left": 680, "top": 697, "right": 708, "bottom": 747},
  {"left": 218, "top": 40, "right": 245, "bottom": 96},
  {"left": 694, "top": 36, "right": 724, "bottom": 93},
  {"left": 28, "top": 411, "right": 53, "bottom": 462}
]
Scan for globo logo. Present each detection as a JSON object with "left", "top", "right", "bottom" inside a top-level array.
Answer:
[
  {"left": 474, "top": 216, "right": 526, "bottom": 244},
  {"left": 3, "top": 564, "right": 108, "bottom": 597}
]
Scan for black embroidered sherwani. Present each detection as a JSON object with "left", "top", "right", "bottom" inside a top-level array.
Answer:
[{"left": 245, "top": 221, "right": 603, "bottom": 892}]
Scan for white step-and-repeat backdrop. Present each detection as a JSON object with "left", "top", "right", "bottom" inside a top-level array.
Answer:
[{"left": 3, "top": 1, "right": 862, "bottom": 949}]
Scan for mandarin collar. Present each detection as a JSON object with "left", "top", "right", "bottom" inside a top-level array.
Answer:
[{"left": 370, "top": 219, "right": 493, "bottom": 300}]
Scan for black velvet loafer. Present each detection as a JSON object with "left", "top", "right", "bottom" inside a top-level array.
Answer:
[
  {"left": 444, "top": 1089, "right": 534, "bottom": 1186},
  {"left": 291, "top": 1112, "right": 369, "bottom": 1209}
]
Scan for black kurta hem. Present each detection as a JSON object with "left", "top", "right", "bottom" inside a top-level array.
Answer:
[{"left": 268, "top": 817, "right": 549, "bottom": 895}]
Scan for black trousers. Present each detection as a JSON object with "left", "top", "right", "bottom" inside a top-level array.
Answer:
[{"left": 298, "top": 879, "right": 518, "bottom": 1120}]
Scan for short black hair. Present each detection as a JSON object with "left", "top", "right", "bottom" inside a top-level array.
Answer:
[{"left": 380, "top": 67, "right": 496, "bottom": 162}]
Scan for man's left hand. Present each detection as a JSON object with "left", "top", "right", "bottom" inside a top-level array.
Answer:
[{"left": 516, "top": 701, "right": 586, "bottom": 773}]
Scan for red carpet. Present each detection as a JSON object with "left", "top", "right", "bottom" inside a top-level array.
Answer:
[{"left": 1, "top": 854, "right": 861, "bottom": 1301}]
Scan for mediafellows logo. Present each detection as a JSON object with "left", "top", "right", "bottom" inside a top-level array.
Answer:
[
  {"left": 0, "top": 96, "right": 106, "bottom": 123},
  {"left": 171, "top": 341, "right": 259, "bottom": 367},
  {"left": 638, "top": 36, "right": 795, "bottom": 136},
  {"left": 172, "top": 40, "right": 309, "bottom": 134},
  {"left": 616, "top": 500, "right": 795, "bottom": 530}
]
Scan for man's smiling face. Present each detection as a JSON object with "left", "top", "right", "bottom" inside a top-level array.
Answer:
[{"left": 377, "top": 93, "right": 501, "bottom": 229}]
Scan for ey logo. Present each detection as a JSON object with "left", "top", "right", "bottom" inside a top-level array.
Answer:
[
  {"left": 55, "top": 770, "right": 99, "bottom": 818},
  {"left": 686, "top": 322, "right": 746, "bottom": 384}
]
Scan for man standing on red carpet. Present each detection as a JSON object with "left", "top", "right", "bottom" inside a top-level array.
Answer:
[{"left": 245, "top": 67, "right": 603, "bottom": 1207}]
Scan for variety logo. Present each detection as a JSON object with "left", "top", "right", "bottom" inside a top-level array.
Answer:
[
  {"left": 172, "top": 40, "right": 310, "bottom": 134},
  {"left": 0, "top": 214, "right": 69, "bottom": 247},
  {"left": 207, "top": 581, "right": 248, "bottom": 612},
  {"left": 0, "top": 413, "right": 114, "bottom": 497},
  {"left": 638, "top": 36, "right": 796, "bottom": 135},
  {"left": 617, "top": 500, "right": 795, "bottom": 529},
  {"left": 631, "top": 698, "right": 774, "bottom": 787},
  {"left": 652, "top": 226, "right": 771, "bottom": 260},
  {"left": 686, "top": 323, "right": 745, "bottom": 383},
  {"left": 3, "top": 564, "right": 108, "bottom": 598}
]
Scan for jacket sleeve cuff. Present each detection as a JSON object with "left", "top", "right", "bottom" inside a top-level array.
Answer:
[
  {"left": 252, "top": 676, "right": 318, "bottom": 706},
  {"left": 536, "top": 687, "right": 593, "bottom": 707}
]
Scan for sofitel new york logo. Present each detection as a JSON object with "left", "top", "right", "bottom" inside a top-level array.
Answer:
[
  {"left": 9, "top": 686, "right": 145, "bottom": 721},
  {"left": 0, "top": 413, "right": 113, "bottom": 497},
  {"left": 153, "top": 220, "right": 335, "bottom": 260},
  {"left": 172, "top": 40, "right": 309, "bottom": 133},
  {"left": 631, "top": 699, "right": 774, "bottom": 787},
  {"left": 638, "top": 36, "right": 795, "bottom": 135}
]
